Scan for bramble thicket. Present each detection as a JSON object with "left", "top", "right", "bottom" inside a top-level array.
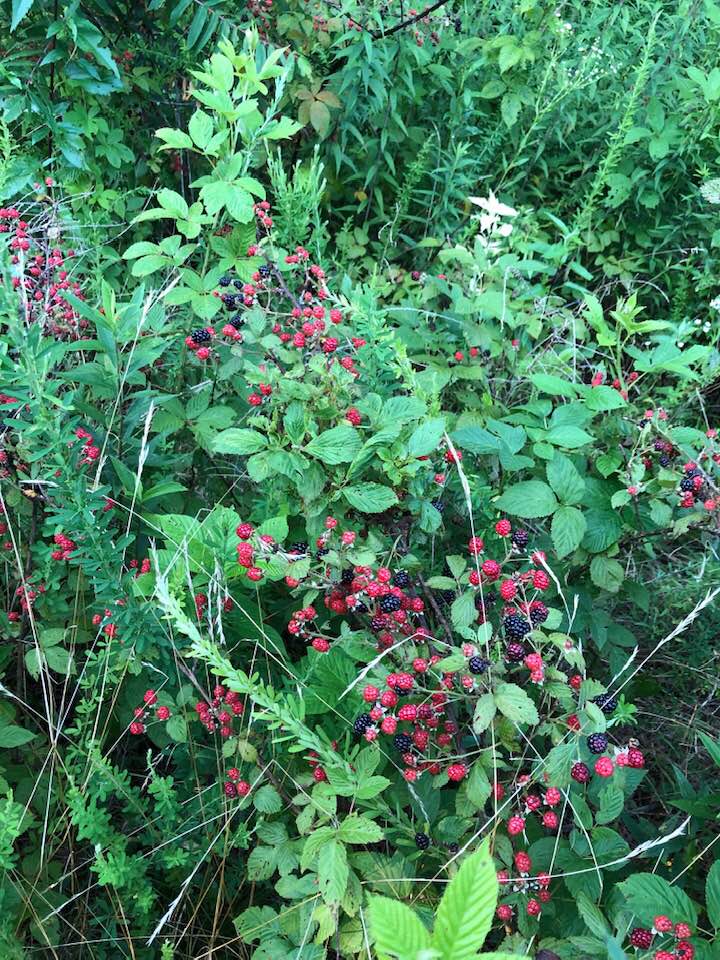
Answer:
[{"left": 1, "top": 1, "right": 720, "bottom": 958}]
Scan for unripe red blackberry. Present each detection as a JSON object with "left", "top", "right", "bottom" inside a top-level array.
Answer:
[
  {"left": 629, "top": 928, "right": 652, "bottom": 948},
  {"left": 571, "top": 761, "right": 590, "bottom": 783},
  {"left": 505, "top": 641, "right": 526, "bottom": 662}
]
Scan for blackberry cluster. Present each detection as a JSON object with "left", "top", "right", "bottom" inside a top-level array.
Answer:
[
  {"left": 353, "top": 714, "right": 373, "bottom": 735},
  {"left": 587, "top": 732, "right": 608, "bottom": 754},
  {"left": 592, "top": 693, "right": 618, "bottom": 714},
  {"left": 190, "top": 328, "right": 211, "bottom": 345},
  {"left": 393, "top": 733, "right": 413, "bottom": 752},
  {"left": 468, "top": 656, "right": 489, "bottom": 675},
  {"left": 511, "top": 529, "right": 529, "bottom": 548},
  {"left": 393, "top": 570, "right": 411, "bottom": 588},
  {"left": 379, "top": 595, "right": 401, "bottom": 613},
  {"left": 414, "top": 832, "right": 431, "bottom": 850},
  {"left": 503, "top": 614, "right": 531, "bottom": 639}
]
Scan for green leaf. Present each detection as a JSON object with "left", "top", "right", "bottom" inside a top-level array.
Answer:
[
  {"left": 451, "top": 592, "right": 476, "bottom": 631},
  {"left": 432, "top": 838, "right": 497, "bottom": 960},
  {"left": 706, "top": 860, "right": 720, "bottom": 929},
  {"left": 595, "top": 784, "right": 624, "bottom": 825},
  {"left": 253, "top": 785, "right": 282, "bottom": 814},
  {"left": 305, "top": 426, "right": 362, "bottom": 464},
  {"left": 0, "top": 726, "right": 36, "bottom": 748},
  {"left": 317, "top": 839, "right": 348, "bottom": 904},
  {"left": 618, "top": 873, "right": 697, "bottom": 926},
  {"left": 495, "top": 480, "right": 558, "bottom": 518},
  {"left": 699, "top": 731, "right": 720, "bottom": 769},
  {"left": 552, "top": 506, "right": 587, "bottom": 559},
  {"left": 494, "top": 683, "right": 539, "bottom": 725},
  {"left": 337, "top": 815, "right": 383, "bottom": 844},
  {"left": 473, "top": 694, "right": 496, "bottom": 734},
  {"left": 408, "top": 418, "right": 446, "bottom": 458},
  {"left": 211, "top": 429, "right": 268, "bottom": 455},
  {"left": 576, "top": 892, "right": 610, "bottom": 938},
  {"left": 367, "top": 895, "right": 431, "bottom": 959},
  {"left": 583, "top": 386, "right": 627, "bottom": 411},
  {"left": 343, "top": 483, "right": 398, "bottom": 513},
  {"left": 11, "top": 0, "right": 34, "bottom": 31},
  {"left": 188, "top": 109, "right": 214, "bottom": 149},
  {"left": 531, "top": 374, "right": 578, "bottom": 398},
  {"left": 590, "top": 556, "right": 624, "bottom": 593},
  {"left": 546, "top": 425, "right": 594, "bottom": 449},
  {"left": 165, "top": 716, "right": 188, "bottom": 742},
  {"left": 546, "top": 454, "right": 585, "bottom": 504}
]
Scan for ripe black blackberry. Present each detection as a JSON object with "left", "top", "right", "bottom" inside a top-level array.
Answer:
[
  {"left": 228, "top": 313, "right": 244, "bottom": 329},
  {"left": 468, "top": 656, "right": 489, "bottom": 675},
  {"left": 370, "top": 615, "right": 386, "bottom": 632},
  {"left": 659, "top": 454, "right": 670, "bottom": 467},
  {"left": 190, "top": 328, "right": 211, "bottom": 345},
  {"left": 316, "top": 548, "right": 329, "bottom": 558},
  {"left": 394, "top": 733, "right": 413, "bottom": 752},
  {"left": 431, "top": 498, "right": 444, "bottom": 512},
  {"left": 355, "top": 601, "right": 369, "bottom": 614},
  {"left": 438, "top": 589, "right": 455, "bottom": 606},
  {"left": 232, "top": 279, "right": 244, "bottom": 289},
  {"left": 476, "top": 591, "right": 497, "bottom": 611},
  {"left": 587, "top": 732, "right": 608, "bottom": 754},
  {"left": 414, "top": 832, "right": 430, "bottom": 850},
  {"left": 503, "top": 614, "right": 531, "bottom": 639},
  {"left": 592, "top": 693, "right": 617, "bottom": 714},
  {"left": 219, "top": 275, "right": 231, "bottom": 287},
  {"left": 341, "top": 568, "right": 354, "bottom": 583},
  {"left": 529, "top": 602, "right": 548, "bottom": 625},
  {"left": 289, "top": 541, "right": 308, "bottom": 555},
  {"left": 223, "top": 295, "right": 239, "bottom": 310},
  {"left": 511, "top": 529, "right": 529, "bottom": 549},
  {"left": 505, "top": 642, "right": 526, "bottom": 662},
  {"left": 258, "top": 264, "right": 272, "bottom": 278},
  {"left": 393, "top": 570, "right": 411, "bottom": 588},
  {"left": 379, "top": 595, "right": 401, "bottom": 613},
  {"left": 679, "top": 475, "right": 696, "bottom": 492},
  {"left": 353, "top": 714, "right": 373, "bottom": 735}
]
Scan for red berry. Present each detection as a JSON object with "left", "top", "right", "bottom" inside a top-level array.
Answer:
[
  {"left": 312, "top": 638, "right": 330, "bottom": 653},
  {"left": 496, "top": 904, "right": 512, "bottom": 921},
  {"left": 514, "top": 851, "right": 531, "bottom": 873},
  {"left": 363, "top": 685, "right": 379, "bottom": 703},
  {"left": 236, "top": 522, "right": 254, "bottom": 539},
  {"left": 628, "top": 748, "right": 645, "bottom": 768},
  {"left": 526, "top": 899, "right": 541, "bottom": 916},
  {"left": 446, "top": 763, "right": 467, "bottom": 782},
  {"left": 629, "top": 928, "right": 653, "bottom": 949},
  {"left": 674, "top": 923, "right": 692, "bottom": 939},
  {"left": 542, "top": 811, "right": 558, "bottom": 829},
  {"left": 594, "top": 756, "right": 614, "bottom": 777},
  {"left": 129, "top": 721, "right": 145, "bottom": 735},
  {"left": 237, "top": 780, "right": 251, "bottom": 796},
  {"left": 653, "top": 916, "right": 673, "bottom": 934},
  {"left": 508, "top": 815, "right": 526, "bottom": 835},
  {"left": 247, "top": 567, "right": 263, "bottom": 581},
  {"left": 312, "top": 766, "right": 327, "bottom": 782},
  {"left": 571, "top": 761, "right": 590, "bottom": 783},
  {"left": 156, "top": 706, "right": 171, "bottom": 720},
  {"left": 468, "top": 536, "right": 484, "bottom": 554}
]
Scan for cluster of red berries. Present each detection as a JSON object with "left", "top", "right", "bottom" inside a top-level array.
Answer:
[
  {"left": 71, "top": 428, "right": 100, "bottom": 465},
  {"left": 628, "top": 917, "right": 694, "bottom": 959},
  {"left": 129, "top": 689, "right": 171, "bottom": 735},
  {"left": 91, "top": 603, "right": 125, "bottom": 640},
  {"left": 194, "top": 684, "right": 245, "bottom": 738},
  {"left": 223, "top": 768, "right": 251, "bottom": 799},
  {"left": 1, "top": 202, "right": 86, "bottom": 340},
  {"left": 128, "top": 557, "right": 151, "bottom": 578},
  {"left": 496, "top": 848, "right": 552, "bottom": 920},
  {"left": 590, "top": 368, "right": 639, "bottom": 400},
  {"left": 50, "top": 533, "right": 76, "bottom": 562}
]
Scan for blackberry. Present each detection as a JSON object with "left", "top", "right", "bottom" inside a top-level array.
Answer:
[
  {"left": 503, "top": 614, "right": 531, "bottom": 639},
  {"left": 219, "top": 275, "right": 232, "bottom": 287},
  {"left": 679, "top": 475, "right": 695, "bottom": 492},
  {"left": 438, "top": 589, "right": 456, "bottom": 606},
  {"left": 341, "top": 568, "right": 354, "bottom": 583},
  {"left": 430, "top": 498, "right": 444, "bottom": 512},
  {"left": 468, "top": 656, "right": 489, "bottom": 675},
  {"left": 592, "top": 693, "right": 617, "bottom": 715},
  {"left": 536, "top": 952, "right": 562, "bottom": 960},
  {"left": 511, "top": 529, "right": 529, "bottom": 549},
  {"left": 447, "top": 842, "right": 459, "bottom": 854},
  {"left": 414, "top": 832, "right": 430, "bottom": 850},
  {"left": 659, "top": 454, "right": 670, "bottom": 467},
  {"left": 475, "top": 591, "right": 497, "bottom": 612},
  {"left": 258, "top": 264, "right": 272, "bottom": 278},
  {"left": 289, "top": 541, "right": 308, "bottom": 555},
  {"left": 190, "top": 328, "right": 211, "bottom": 345},
  {"left": 232, "top": 279, "right": 244, "bottom": 289},
  {"left": 570, "top": 761, "right": 590, "bottom": 783},
  {"left": 353, "top": 714, "right": 373, "bottom": 735},
  {"left": 505, "top": 642, "right": 526, "bottom": 663},
  {"left": 355, "top": 601, "right": 369, "bottom": 614},
  {"left": 370, "top": 615, "right": 386, "bottom": 632},
  {"left": 653, "top": 439, "right": 665, "bottom": 451},
  {"left": 223, "top": 295, "right": 239, "bottom": 310},
  {"left": 529, "top": 602, "right": 548, "bottom": 625},
  {"left": 393, "top": 733, "right": 413, "bottom": 752},
  {"left": 587, "top": 732, "right": 608, "bottom": 754},
  {"left": 379, "top": 595, "right": 401, "bottom": 613},
  {"left": 228, "top": 313, "right": 244, "bottom": 329},
  {"left": 316, "top": 548, "right": 329, "bottom": 558},
  {"left": 393, "top": 570, "right": 411, "bottom": 588}
]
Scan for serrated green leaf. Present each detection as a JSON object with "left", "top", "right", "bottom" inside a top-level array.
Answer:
[
  {"left": 342, "top": 483, "right": 398, "bottom": 513},
  {"left": 495, "top": 480, "right": 558, "bottom": 518},
  {"left": 552, "top": 505, "right": 587, "bottom": 559},
  {"left": 494, "top": 683, "right": 539, "bottom": 725},
  {"left": 317, "top": 839, "right": 348, "bottom": 904},
  {"left": 367, "top": 895, "right": 431, "bottom": 959},
  {"left": 305, "top": 426, "right": 361, "bottom": 464},
  {"left": 432, "top": 838, "right": 497, "bottom": 960},
  {"left": 211, "top": 429, "right": 268, "bottom": 455}
]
